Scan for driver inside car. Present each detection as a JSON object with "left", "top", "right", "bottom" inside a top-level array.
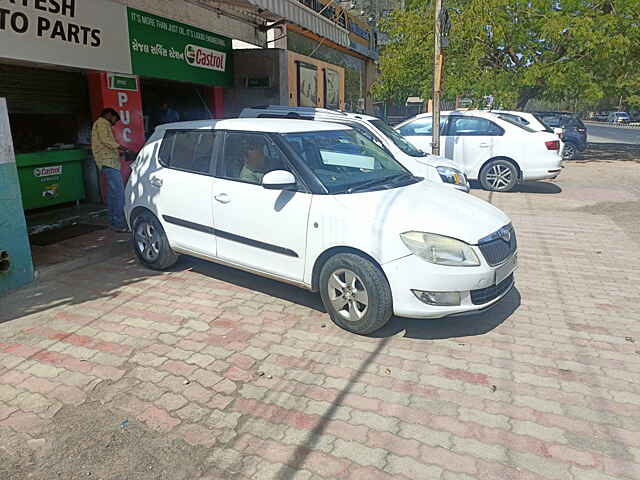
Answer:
[{"left": 239, "top": 138, "right": 267, "bottom": 183}]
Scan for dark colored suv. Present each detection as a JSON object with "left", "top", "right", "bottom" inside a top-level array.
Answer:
[{"left": 533, "top": 112, "right": 588, "bottom": 160}]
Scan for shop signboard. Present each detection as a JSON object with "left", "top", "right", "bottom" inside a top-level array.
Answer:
[
  {"left": 1, "top": 1, "right": 233, "bottom": 87},
  {"left": 127, "top": 8, "right": 232, "bottom": 86},
  {"left": 0, "top": 0, "right": 131, "bottom": 74}
]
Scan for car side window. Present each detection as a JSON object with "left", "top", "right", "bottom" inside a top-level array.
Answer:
[
  {"left": 219, "top": 132, "right": 289, "bottom": 185},
  {"left": 398, "top": 118, "right": 432, "bottom": 136},
  {"left": 398, "top": 117, "right": 447, "bottom": 136},
  {"left": 157, "top": 130, "right": 216, "bottom": 175},
  {"left": 450, "top": 117, "right": 504, "bottom": 136}
]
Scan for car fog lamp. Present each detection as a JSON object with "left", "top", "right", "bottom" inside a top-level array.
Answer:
[{"left": 412, "top": 290, "right": 462, "bottom": 306}]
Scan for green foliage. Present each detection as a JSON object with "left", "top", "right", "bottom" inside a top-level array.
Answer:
[{"left": 374, "top": 0, "right": 640, "bottom": 109}]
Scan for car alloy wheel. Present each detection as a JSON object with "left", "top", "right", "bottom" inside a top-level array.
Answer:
[
  {"left": 327, "top": 268, "right": 369, "bottom": 322},
  {"left": 562, "top": 143, "right": 577, "bottom": 159},
  {"left": 485, "top": 164, "right": 514, "bottom": 190},
  {"left": 135, "top": 221, "right": 161, "bottom": 263}
]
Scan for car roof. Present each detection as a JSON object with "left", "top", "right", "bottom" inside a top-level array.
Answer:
[
  {"left": 240, "top": 106, "right": 380, "bottom": 122},
  {"left": 154, "top": 118, "right": 351, "bottom": 134}
]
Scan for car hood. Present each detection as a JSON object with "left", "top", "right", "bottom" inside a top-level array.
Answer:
[
  {"left": 412, "top": 154, "right": 462, "bottom": 170},
  {"left": 332, "top": 179, "right": 510, "bottom": 245}
]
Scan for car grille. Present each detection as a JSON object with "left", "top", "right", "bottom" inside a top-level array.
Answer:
[
  {"left": 470, "top": 274, "right": 514, "bottom": 305},
  {"left": 478, "top": 225, "right": 517, "bottom": 266}
]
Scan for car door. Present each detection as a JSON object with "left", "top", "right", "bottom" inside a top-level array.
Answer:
[
  {"left": 447, "top": 116, "right": 504, "bottom": 177},
  {"left": 212, "top": 131, "right": 312, "bottom": 282},
  {"left": 151, "top": 129, "right": 217, "bottom": 256},
  {"left": 397, "top": 116, "right": 447, "bottom": 155}
]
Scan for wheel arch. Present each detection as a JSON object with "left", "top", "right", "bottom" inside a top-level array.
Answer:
[
  {"left": 128, "top": 205, "right": 158, "bottom": 226},
  {"left": 479, "top": 156, "right": 522, "bottom": 181},
  {"left": 310, "top": 246, "right": 388, "bottom": 292}
]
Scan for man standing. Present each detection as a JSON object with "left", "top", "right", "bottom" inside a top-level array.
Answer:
[
  {"left": 158, "top": 102, "right": 179, "bottom": 125},
  {"left": 91, "top": 108, "right": 128, "bottom": 233}
]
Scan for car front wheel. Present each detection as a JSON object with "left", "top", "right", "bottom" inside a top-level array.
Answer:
[
  {"left": 131, "top": 211, "right": 179, "bottom": 270},
  {"left": 319, "top": 253, "right": 393, "bottom": 335},
  {"left": 479, "top": 159, "right": 518, "bottom": 192}
]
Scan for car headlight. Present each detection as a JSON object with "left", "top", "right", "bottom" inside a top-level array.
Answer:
[
  {"left": 400, "top": 232, "right": 480, "bottom": 266},
  {"left": 436, "top": 166, "right": 468, "bottom": 186}
]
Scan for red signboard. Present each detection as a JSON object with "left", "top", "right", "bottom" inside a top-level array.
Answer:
[{"left": 87, "top": 72, "right": 145, "bottom": 200}]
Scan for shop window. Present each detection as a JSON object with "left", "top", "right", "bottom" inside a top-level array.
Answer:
[{"left": 158, "top": 130, "right": 216, "bottom": 174}]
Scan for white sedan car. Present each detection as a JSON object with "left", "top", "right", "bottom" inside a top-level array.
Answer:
[
  {"left": 125, "top": 119, "right": 517, "bottom": 334},
  {"left": 396, "top": 110, "right": 563, "bottom": 191}
]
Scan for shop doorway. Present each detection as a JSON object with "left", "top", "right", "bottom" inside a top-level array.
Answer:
[{"left": 140, "top": 79, "right": 213, "bottom": 137}]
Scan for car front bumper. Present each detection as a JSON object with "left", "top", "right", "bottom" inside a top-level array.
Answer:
[{"left": 383, "top": 253, "right": 517, "bottom": 319}]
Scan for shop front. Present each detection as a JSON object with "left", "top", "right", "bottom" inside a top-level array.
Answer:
[
  {"left": 0, "top": 0, "right": 233, "bottom": 210},
  {"left": 0, "top": 0, "right": 235, "bottom": 292}
]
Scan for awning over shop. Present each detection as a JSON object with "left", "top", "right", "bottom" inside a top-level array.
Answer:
[{"left": 245, "top": 0, "right": 350, "bottom": 48}]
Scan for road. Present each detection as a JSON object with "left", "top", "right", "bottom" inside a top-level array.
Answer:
[{"left": 585, "top": 121, "right": 640, "bottom": 144}]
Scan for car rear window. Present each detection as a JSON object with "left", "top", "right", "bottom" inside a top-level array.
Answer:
[
  {"left": 495, "top": 115, "right": 536, "bottom": 133},
  {"left": 158, "top": 130, "right": 216, "bottom": 175}
]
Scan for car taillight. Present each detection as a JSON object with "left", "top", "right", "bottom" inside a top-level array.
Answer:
[{"left": 545, "top": 140, "right": 560, "bottom": 150}]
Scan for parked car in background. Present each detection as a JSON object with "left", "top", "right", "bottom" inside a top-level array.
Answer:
[
  {"left": 239, "top": 106, "right": 469, "bottom": 192},
  {"left": 533, "top": 112, "right": 588, "bottom": 160},
  {"left": 125, "top": 119, "right": 517, "bottom": 334},
  {"left": 396, "top": 110, "right": 564, "bottom": 192},
  {"left": 593, "top": 112, "right": 609, "bottom": 122},
  {"left": 607, "top": 111, "right": 631, "bottom": 124}
]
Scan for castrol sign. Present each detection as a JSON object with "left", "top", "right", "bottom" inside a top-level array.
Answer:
[
  {"left": 34, "top": 165, "right": 63, "bottom": 177},
  {"left": 184, "top": 44, "right": 226, "bottom": 72}
]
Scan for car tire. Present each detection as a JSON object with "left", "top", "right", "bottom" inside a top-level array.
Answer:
[
  {"left": 479, "top": 159, "right": 518, "bottom": 192},
  {"left": 319, "top": 253, "right": 393, "bottom": 335},
  {"left": 562, "top": 142, "right": 578, "bottom": 160},
  {"left": 131, "top": 211, "right": 179, "bottom": 270}
]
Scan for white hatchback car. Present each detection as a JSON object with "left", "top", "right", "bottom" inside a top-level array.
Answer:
[
  {"left": 240, "top": 106, "right": 469, "bottom": 192},
  {"left": 396, "top": 110, "right": 564, "bottom": 192},
  {"left": 125, "top": 119, "right": 517, "bottom": 334}
]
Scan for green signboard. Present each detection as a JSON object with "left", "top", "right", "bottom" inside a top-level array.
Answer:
[{"left": 127, "top": 8, "right": 232, "bottom": 86}]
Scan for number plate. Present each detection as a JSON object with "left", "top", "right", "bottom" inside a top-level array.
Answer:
[{"left": 495, "top": 254, "right": 517, "bottom": 285}]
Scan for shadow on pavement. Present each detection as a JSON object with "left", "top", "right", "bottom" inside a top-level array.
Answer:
[
  {"left": 579, "top": 143, "right": 640, "bottom": 163},
  {"left": 0, "top": 255, "right": 167, "bottom": 325},
  {"left": 470, "top": 180, "right": 562, "bottom": 195},
  {"left": 184, "top": 256, "right": 326, "bottom": 313}
]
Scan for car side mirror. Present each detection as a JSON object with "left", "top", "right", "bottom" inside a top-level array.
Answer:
[{"left": 262, "top": 170, "right": 297, "bottom": 190}]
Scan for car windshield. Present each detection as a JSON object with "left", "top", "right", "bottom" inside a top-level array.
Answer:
[
  {"left": 369, "top": 119, "right": 427, "bottom": 157},
  {"left": 282, "top": 129, "right": 416, "bottom": 194}
]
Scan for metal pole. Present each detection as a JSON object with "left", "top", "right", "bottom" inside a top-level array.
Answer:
[{"left": 432, "top": 0, "right": 443, "bottom": 155}]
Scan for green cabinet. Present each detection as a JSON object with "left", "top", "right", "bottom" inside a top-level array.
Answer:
[{"left": 15, "top": 149, "right": 86, "bottom": 210}]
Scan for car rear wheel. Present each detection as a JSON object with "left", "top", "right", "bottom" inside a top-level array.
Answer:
[
  {"left": 319, "top": 253, "right": 393, "bottom": 335},
  {"left": 562, "top": 142, "right": 578, "bottom": 160},
  {"left": 131, "top": 211, "right": 178, "bottom": 270},
  {"left": 479, "top": 159, "right": 518, "bottom": 192}
]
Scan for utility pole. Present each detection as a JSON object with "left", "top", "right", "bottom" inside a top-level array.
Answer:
[{"left": 432, "top": 0, "right": 443, "bottom": 155}]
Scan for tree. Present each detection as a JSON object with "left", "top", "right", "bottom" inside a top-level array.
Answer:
[{"left": 373, "top": 0, "right": 640, "bottom": 110}]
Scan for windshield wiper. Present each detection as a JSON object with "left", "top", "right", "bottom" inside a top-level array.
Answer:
[{"left": 345, "top": 173, "right": 414, "bottom": 194}]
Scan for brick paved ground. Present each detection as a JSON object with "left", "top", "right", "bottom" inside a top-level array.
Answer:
[{"left": 1, "top": 160, "right": 640, "bottom": 479}]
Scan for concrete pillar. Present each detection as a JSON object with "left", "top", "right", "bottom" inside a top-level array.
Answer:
[
  {"left": 0, "top": 98, "right": 34, "bottom": 293},
  {"left": 210, "top": 87, "right": 224, "bottom": 118}
]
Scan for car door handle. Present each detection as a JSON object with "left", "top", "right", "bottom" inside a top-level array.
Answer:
[
  {"left": 214, "top": 193, "right": 231, "bottom": 204},
  {"left": 150, "top": 176, "right": 163, "bottom": 187},
  {"left": 479, "top": 142, "right": 490, "bottom": 148}
]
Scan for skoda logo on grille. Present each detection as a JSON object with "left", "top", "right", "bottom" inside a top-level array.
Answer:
[{"left": 499, "top": 227, "right": 511, "bottom": 243}]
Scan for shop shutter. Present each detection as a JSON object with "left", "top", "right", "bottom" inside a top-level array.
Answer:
[{"left": 0, "top": 64, "right": 88, "bottom": 115}]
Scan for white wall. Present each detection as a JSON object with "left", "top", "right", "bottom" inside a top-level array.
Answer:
[{"left": 112, "top": 0, "right": 266, "bottom": 46}]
